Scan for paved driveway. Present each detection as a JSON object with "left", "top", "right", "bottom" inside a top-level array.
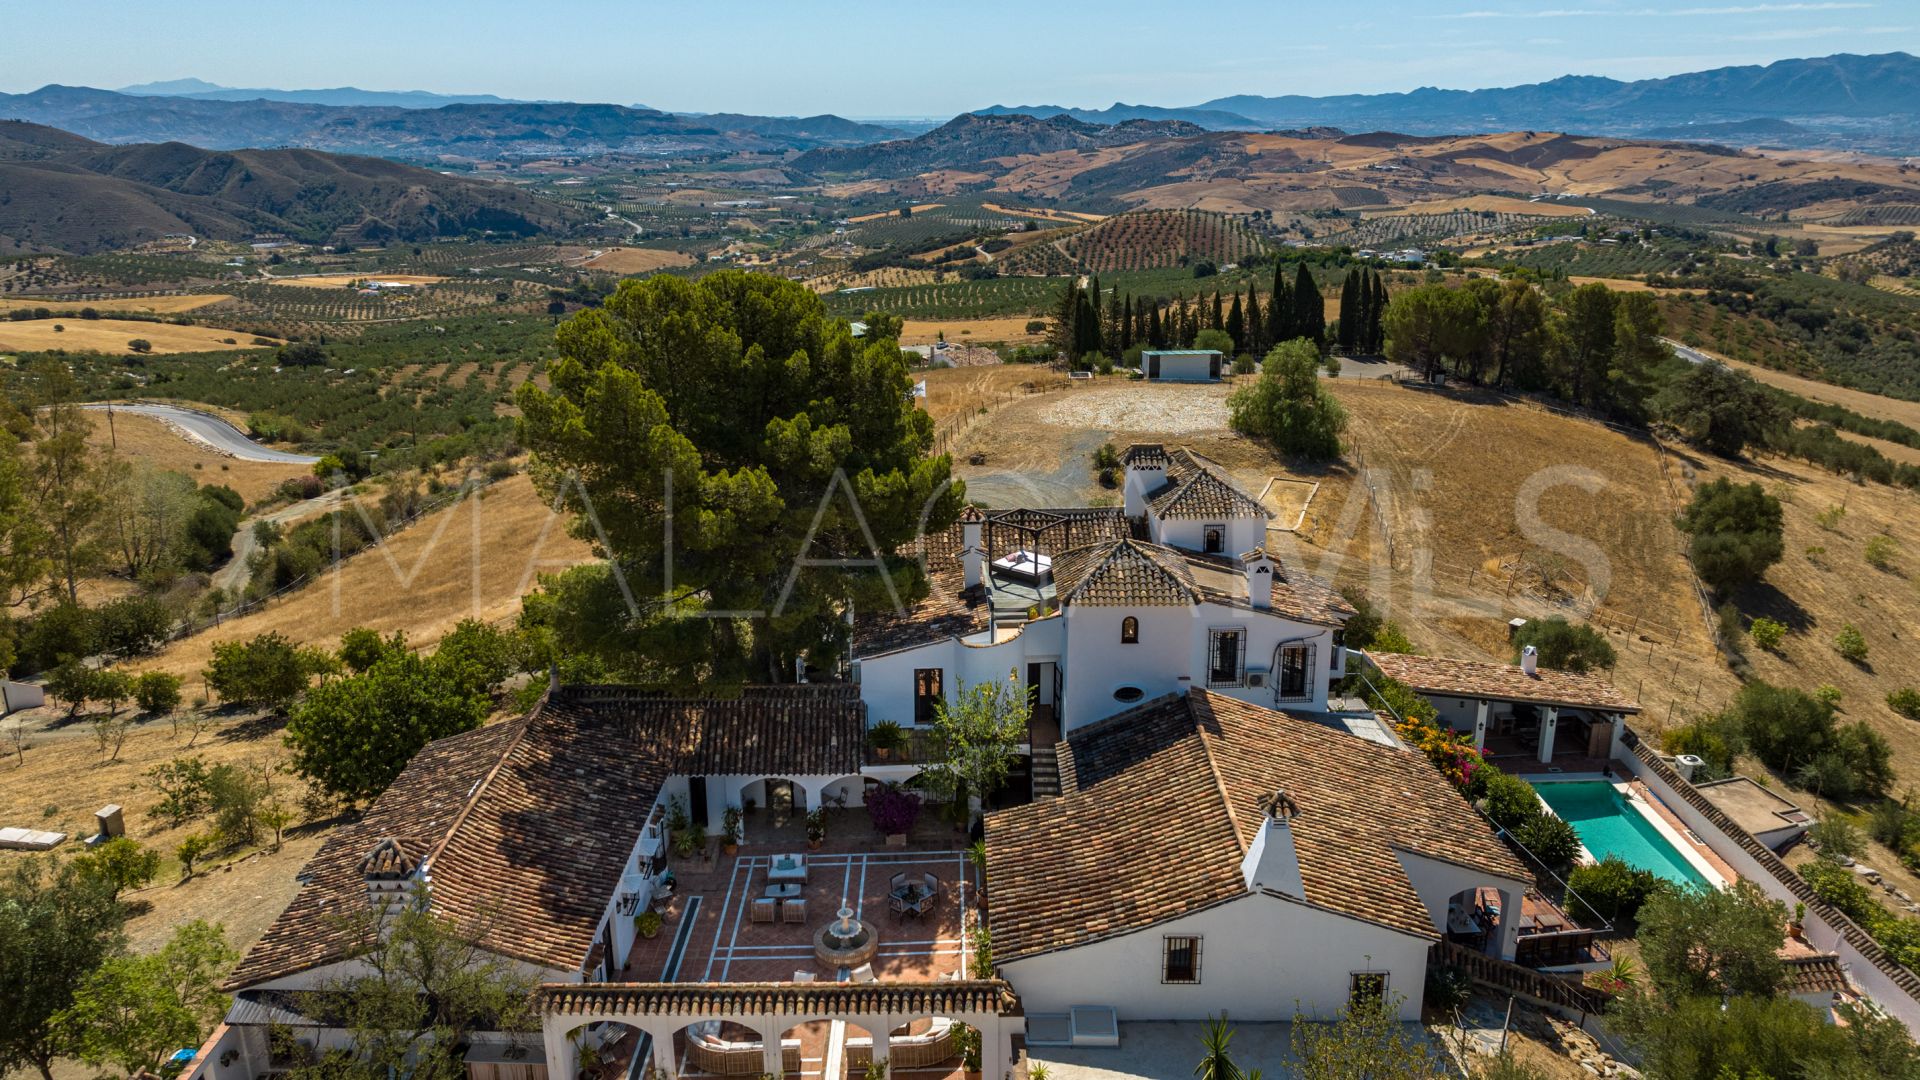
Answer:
[{"left": 82, "top": 402, "right": 321, "bottom": 464}]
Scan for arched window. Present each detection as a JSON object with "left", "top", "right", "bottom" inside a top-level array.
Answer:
[{"left": 1121, "top": 616, "right": 1139, "bottom": 644}]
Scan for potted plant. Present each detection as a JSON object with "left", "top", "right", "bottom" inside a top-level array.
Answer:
[
  {"left": 634, "top": 909, "right": 663, "bottom": 940},
  {"left": 577, "top": 1043, "right": 602, "bottom": 1080},
  {"left": 865, "top": 1059, "right": 889, "bottom": 1080},
  {"left": 1791, "top": 901, "right": 1808, "bottom": 941},
  {"left": 665, "top": 795, "right": 691, "bottom": 834},
  {"left": 869, "top": 720, "right": 906, "bottom": 761},
  {"left": 806, "top": 807, "right": 828, "bottom": 850},
  {"left": 721, "top": 805, "right": 743, "bottom": 855}
]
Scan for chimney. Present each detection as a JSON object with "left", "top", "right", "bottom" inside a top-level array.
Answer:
[
  {"left": 1241, "top": 549, "right": 1273, "bottom": 609},
  {"left": 1241, "top": 789, "right": 1305, "bottom": 898},
  {"left": 1121, "top": 444, "right": 1164, "bottom": 518},
  {"left": 359, "top": 837, "right": 423, "bottom": 916},
  {"left": 960, "top": 506, "right": 986, "bottom": 590},
  {"left": 1521, "top": 644, "right": 1538, "bottom": 677}
]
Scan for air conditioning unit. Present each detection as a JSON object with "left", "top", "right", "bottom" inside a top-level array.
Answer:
[{"left": 1246, "top": 671, "right": 1268, "bottom": 688}]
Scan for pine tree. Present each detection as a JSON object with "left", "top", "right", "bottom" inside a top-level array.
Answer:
[
  {"left": 1225, "top": 295, "right": 1245, "bottom": 354},
  {"left": 1337, "top": 268, "right": 1359, "bottom": 354},
  {"left": 1268, "top": 263, "right": 1293, "bottom": 346},
  {"left": 1245, "top": 283, "right": 1262, "bottom": 358},
  {"left": 1293, "top": 265, "right": 1324, "bottom": 348}
]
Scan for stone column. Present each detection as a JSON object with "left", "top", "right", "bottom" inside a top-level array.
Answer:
[
  {"left": 640, "top": 1024, "right": 682, "bottom": 1079},
  {"left": 1472, "top": 700, "right": 1489, "bottom": 752},
  {"left": 1536, "top": 706, "right": 1558, "bottom": 763},
  {"left": 760, "top": 1024, "right": 786, "bottom": 1079},
  {"left": 1494, "top": 886, "right": 1524, "bottom": 961}
]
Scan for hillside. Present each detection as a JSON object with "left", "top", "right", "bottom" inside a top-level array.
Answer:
[
  {"left": 999, "top": 209, "right": 1267, "bottom": 274},
  {"left": 0, "top": 121, "right": 588, "bottom": 252},
  {"left": 816, "top": 124, "right": 1920, "bottom": 217},
  {"left": 0, "top": 85, "right": 903, "bottom": 159},
  {"left": 792, "top": 112, "right": 1207, "bottom": 177}
]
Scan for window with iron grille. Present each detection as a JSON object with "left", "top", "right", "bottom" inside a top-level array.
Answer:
[
  {"left": 1277, "top": 644, "right": 1315, "bottom": 702},
  {"left": 913, "top": 668, "right": 943, "bottom": 726},
  {"left": 1207, "top": 629, "right": 1245, "bottom": 687},
  {"left": 1163, "top": 936, "right": 1202, "bottom": 984},
  {"left": 1203, "top": 525, "right": 1226, "bottom": 554},
  {"left": 1121, "top": 616, "right": 1139, "bottom": 644},
  {"left": 1349, "top": 971, "right": 1388, "bottom": 1010}
]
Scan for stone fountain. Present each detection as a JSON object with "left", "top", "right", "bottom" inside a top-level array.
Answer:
[{"left": 813, "top": 905, "right": 879, "bottom": 968}]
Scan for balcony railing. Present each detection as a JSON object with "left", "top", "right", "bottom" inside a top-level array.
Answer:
[{"left": 866, "top": 727, "right": 938, "bottom": 766}]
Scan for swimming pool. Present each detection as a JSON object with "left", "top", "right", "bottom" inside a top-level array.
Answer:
[{"left": 1529, "top": 780, "right": 1713, "bottom": 889}]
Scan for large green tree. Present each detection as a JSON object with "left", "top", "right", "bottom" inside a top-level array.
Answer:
[
  {"left": 1675, "top": 478, "right": 1784, "bottom": 595},
  {"left": 284, "top": 647, "right": 489, "bottom": 804},
  {"left": 1636, "top": 879, "right": 1786, "bottom": 1000},
  {"left": 1228, "top": 340, "right": 1348, "bottom": 460},
  {"left": 0, "top": 856, "right": 129, "bottom": 1080},
  {"left": 24, "top": 360, "right": 107, "bottom": 604},
  {"left": 0, "top": 430, "right": 49, "bottom": 613},
  {"left": 515, "top": 271, "right": 961, "bottom": 687},
  {"left": 56, "top": 920, "right": 237, "bottom": 1076},
  {"left": 924, "top": 675, "right": 1030, "bottom": 822},
  {"left": 1654, "top": 361, "right": 1786, "bottom": 457}
]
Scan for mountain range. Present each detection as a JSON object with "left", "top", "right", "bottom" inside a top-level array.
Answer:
[
  {"left": 793, "top": 112, "right": 1206, "bottom": 176},
  {"left": 980, "top": 52, "right": 1920, "bottom": 151},
  {"left": 0, "top": 86, "right": 903, "bottom": 160},
  {"left": 0, "top": 120, "right": 588, "bottom": 254},
  {"left": 116, "top": 78, "right": 538, "bottom": 109}
]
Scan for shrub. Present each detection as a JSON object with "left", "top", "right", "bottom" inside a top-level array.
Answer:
[
  {"left": 94, "top": 595, "right": 173, "bottom": 656},
  {"left": 1810, "top": 815, "right": 1866, "bottom": 863},
  {"left": 1866, "top": 534, "right": 1899, "bottom": 570},
  {"left": 866, "top": 784, "right": 922, "bottom": 835},
  {"left": 1676, "top": 478, "right": 1784, "bottom": 595},
  {"left": 203, "top": 632, "right": 318, "bottom": 711},
  {"left": 1834, "top": 623, "right": 1869, "bottom": 664},
  {"left": 1889, "top": 688, "right": 1920, "bottom": 720},
  {"left": 1512, "top": 813, "right": 1581, "bottom": 867},
  {"left": 1480, "top": 771, "right": 1541, "bottom": 829},
  {"left": 1511, "top": 616, "right": 1616, "bottom": 673},
  {"left": 73, "top": 836, "right": 161, "bottom": 900},
  {"left": 1227, "top": 339, "right": 1347, "bottom": 460},
  {"left": 126, "top": 338, "right": 152, "bottom": 354},
  {"left": 132, "top": 671, "right": 182, "bottom": 715},
  {"left": 1749, "top": 616, "right": 1787, "bottom": 651},
  {"left": 1816, "top": 504, "right": 1847, "bottom": 531},
  {"left": 1567, "top": 856, "right": 1665, "bottom": 925},
  {"left": 1662, "top": 715, "right": 1735, "bottom": 778},
  {"left": 1371, "top": 622, "right": 1414, "bottom": 654},
  {"left": 1338, "top": 588, "right": 1383, "bottom": 650},
  {"left": 1232, "top": 353, "right": 1256, "bottom": 375},
  {"left": 1425, "top": 964, "right": 1472, "bottom": 1013}
]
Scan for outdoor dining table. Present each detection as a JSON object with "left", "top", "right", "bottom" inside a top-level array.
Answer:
[
  {"left": 891, "top": 883, "right": 932, "bottom": 918},
  {"left": 764, "top": 883, "right": 802, "bottom": 900}
]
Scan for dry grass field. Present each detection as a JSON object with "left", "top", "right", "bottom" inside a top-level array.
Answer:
[
  {"left": 919, "top": 364, "right": 1069, "bottom": 423},
  {"left": 980, "top": 202, "right": 1107, "bottom": 223},
  {"left": 1676, "top": 342, "right": 1920, "bottom": 433},
  {"left": 584, "top": 247, "right": 694, "bottom": 274},
  {"left": 0, "top": 294, "right": 232, "bottom": 314},
  {"left": 84, "top": 410, "right": 308, "bottom": 504},
  {"left": 1366, "top": 195, "right": 1595, "bottom": 218},
  {"left": 847, "top": 203, "right": 946, "bottom": 223},
  {"left": 900, "top": 316, "right": 1044, "bottom": 345},
  {"left": 263, "top": 273, "right": 446, "bottom": 288},
  {"left": 0, "top": 318, "right": 277, "bottom": 355},
  {"left": 129, "top": 474, "right": 596, "bottom": 679}
]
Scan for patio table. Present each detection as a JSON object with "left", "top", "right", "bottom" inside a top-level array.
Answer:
[
  {"left": 764, "top": 883, "right": 802, "bottom": 900},
  {"left": 768, "top": 853, "right": 809, "bottom": 884}
]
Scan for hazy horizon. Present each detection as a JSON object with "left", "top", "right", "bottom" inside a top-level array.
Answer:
[{"left": 5, "top": 0, "right": 1917, "bottom": 117}]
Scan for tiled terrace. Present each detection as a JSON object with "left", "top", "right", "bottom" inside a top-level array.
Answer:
[{"left": 623, "top": 810, "right": 979, "bottom": 985}]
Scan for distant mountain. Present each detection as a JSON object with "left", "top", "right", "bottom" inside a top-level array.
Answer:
[
  {"left": 793, "top": 112, "right": 1207, "bottom": 177},
  {"left": 974, "top": 102, "right": 1260, "bottom": 131},
  {"left": 0, "top": 121, "right": 589, "bottom": 253},
  {"left": 1642, "top": 118, "right": 1808, "bottom": 141},
  {"left": 0, "top": 86, "right": 906, "bottom": 160},
  {"left": 117, "top": 78, "right": 532, "bottom": 109},
  {"left": 1189, "top": 52, "right": 1920, "bottom": 151}
]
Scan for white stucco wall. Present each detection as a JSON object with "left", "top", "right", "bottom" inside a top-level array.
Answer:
[
  {"left": 999, "top": 892, "right": 1433, "bottom": 1022},
  {"left": 1149, "top": 517, "right": 1264, "bottom": 558},
  {"left": 1060, "top": 606, "right": 1195, "bottom": 730}
]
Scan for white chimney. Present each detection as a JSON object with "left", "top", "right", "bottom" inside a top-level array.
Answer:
[
  {"left": 1241, "top": 790, "right": 1305, "bottom": 898},
  {"left": 1121, "top": 444, "right": 1165, "bottom": 518},
  {"left": 960, "top": 506, "right": 985, "bottom": 590},
  {"left": 1521, "top": 644, "right": 1538, "bottom": 676},
  {"left": 1241, "top": 549, "right": 1273, "bottom": 609}
]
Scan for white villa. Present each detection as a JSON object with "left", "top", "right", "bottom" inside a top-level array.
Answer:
[{"left": 187, "top": 441, "right": 1909, "bottom": 1080}]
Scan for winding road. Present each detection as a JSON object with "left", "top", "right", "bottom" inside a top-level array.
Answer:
[{"left": 81, "top": 403, "right": 321, "bottom": 464}]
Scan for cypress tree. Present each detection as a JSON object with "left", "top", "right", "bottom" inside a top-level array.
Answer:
[
  {"left": 1369, "top": 271, "right": 1388, "bottom": 353},
  {"left": 1336, "top": 268, "right": 1359, "bottom": 354},
  {"left": 1050, "top": 279, "right": 1083, "bottom": 359},
  {"left": 1211, "top": 291, "right": 1224, "bottom": 331},
  {"left": 1088, "top": 274, "right": 1102, "bottom": 341},
  {"left": 1225, "top": 295, "right": 1244, "bottom": 354},
  {"left": 1268, "top": 263, "right": 1293, "bottom": 345},
  {"left": 1292, "top": 265, "right": 1324, "bottom": 348},
  {"left": 1244, "top": 282, "right": 1262, "bottom": 358},
  {"left": 1121, "top": 295, "right": 1134, "bottom": 352},
  {"left": 1148, "top": 303, "right": 1163, "bottom": 349}
]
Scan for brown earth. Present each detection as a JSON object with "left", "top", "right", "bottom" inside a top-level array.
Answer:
[
  {"left": 900, "top": 317, "right": 1044, "bottom": 345},
  {"left": 584, "top": 247, "right": 694, "bottom": 274},
  {"left": 0, "top": 318, "right": 278, "bottom": 355},
  {"left": 0, "top": 294, "right": 232, "bottom": 314},
  {"left": 85, "top": 409, "right": 308, "bottom": 504}
]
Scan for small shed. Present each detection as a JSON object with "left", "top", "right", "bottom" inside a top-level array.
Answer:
[{"left": 1142, "top": 349, "right": 1222, "bottom": 382}]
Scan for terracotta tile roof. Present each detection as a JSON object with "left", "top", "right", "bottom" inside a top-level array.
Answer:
[
  {"left": 985, "top": 690, "right": 1531, "bottom": 963},
  {"left": 1053, "top": 539, "right": 1200, "bottom": 607},
  {"left": 1121, "top": 443, "right": 1169, "bottom": 467},
  {"left": 1180, "top": 550, "right": 1356, "bottom": 626},
  {"left": 1364, "top": 651, "right": 1641, "bottom": 714},
  {"left": 1784, "top": 955, "right": 1850, "bottom": 995},
  {"left": 971, "top": 507, "right": 1131, "bottom": 560},
  {"left": 535, "top": 980, "right": 1021, "bottom": 1018},
  {"left": 1146, "top": 448, "right": 1272, "bottom": 521},
  {"left": 230, "top": 686, "right": 863, "bottom": 990}
]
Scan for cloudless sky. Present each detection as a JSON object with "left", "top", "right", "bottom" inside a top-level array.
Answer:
[{"left": 5, "top": 0, "right": 1916, "bottom": 118}]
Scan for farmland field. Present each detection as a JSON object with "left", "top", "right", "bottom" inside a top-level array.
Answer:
[
  {"left": 0, "top": 317, "right": 277, "bottom": 354},
  {"left": 264, "top": 273, "right": 448, "bottom": 288},
  {"left": 0, "top": 293, "right": 232, "bottom": 314},
  {"left": 899, "top": 316, "right": 1045, "bottom": 345},
  {"left": 583, "top": 247, "right": 695, "bottom": 273}
]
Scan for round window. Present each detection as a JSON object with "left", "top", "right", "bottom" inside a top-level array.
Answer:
[{"left": 1113, "top": 686, "right": 1145, "bottom": 703}]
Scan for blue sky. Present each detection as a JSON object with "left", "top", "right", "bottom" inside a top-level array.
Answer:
[{"left": 4, "top": 0, "right": 1915, "bottom": 118}]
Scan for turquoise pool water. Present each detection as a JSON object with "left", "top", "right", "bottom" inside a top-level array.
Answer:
[{"left": 1529, "top": 780, "right": 1712, "bottom": 889}]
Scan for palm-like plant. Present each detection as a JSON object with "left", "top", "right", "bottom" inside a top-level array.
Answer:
[{"left": 1196, "top": 1015, "right": 1244, "bottom": 1080}]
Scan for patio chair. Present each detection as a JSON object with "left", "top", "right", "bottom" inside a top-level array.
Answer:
[
  {"left": 888, "top": 894, "right": 910, "bottom": 919},
  {"left": 751, "top": 898, "right": 778, "bottom": 924},
  {"left": 783, "top": 897, "right": 808, "bottom": 924},
  {"left": 851, "top": 963, "right": 877, "bottom": 983},
  {"left": 889, "top": 871, "right": 909, "bottom": 892}
]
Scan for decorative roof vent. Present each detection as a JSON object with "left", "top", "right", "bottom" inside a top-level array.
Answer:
[
  {"left": 359, "top": 837, "right": 423, "bottom": 910},
  {"left": 1521, "top": 644, "right": 1539, "bottom": 677},
  {"left": 1241, "top": 548, "right": 1274, "bottom": 609},
  {"left": 1242, "top": 789, "right": 1305, "bottom": 898}
]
